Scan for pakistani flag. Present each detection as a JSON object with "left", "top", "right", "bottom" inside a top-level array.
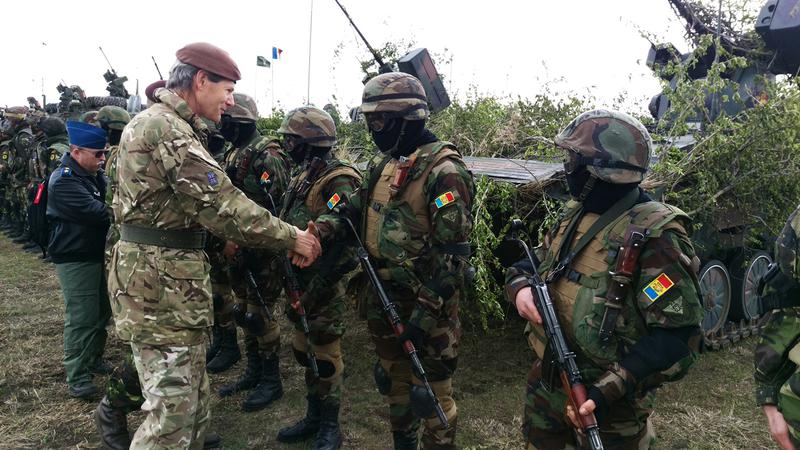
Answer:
[{"left": 256, "top": 55, "right": 271, "bottom": 68}]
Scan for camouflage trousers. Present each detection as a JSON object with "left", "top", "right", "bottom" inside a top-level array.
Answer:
[
  {"left": 106, "top": 350, "right": 144, "bottom": 413},
  {"left": 208, "top": 248, "right": 235, "bottom": 331},
  {"left": 777, "top": 365, "right": 800, "bottom": 444},
  {"left": 228, "top": 250, "right": 283, "bottom": 357},
  {"left": 522, "top": 359, "right": 656, "bottom": 450},
  {"left": 366, "top": 285, "right": 460, "bottom": 450},
  {"left": 288, "top": 276, "right": 347, "bottom": 402},
  {"left": 130, "top": 341, "right": 210, "bottom": 450}
]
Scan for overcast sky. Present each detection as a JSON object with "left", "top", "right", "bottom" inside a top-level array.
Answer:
[{"left": 2, "top": 0, "right": 716, "bottom": 116}]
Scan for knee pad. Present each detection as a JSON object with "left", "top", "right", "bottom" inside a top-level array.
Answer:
[
  {"left": 374, "top": 360, "right": 392, "bottom": 395},
  {"left": 293, "top": 348, "right": 310, "bottom": 367},
  {"left": 244, "top": 312, "right": 265, "bottom": 334},
  {"left": 409, "top": 384, "right": 436, "bottom": 420}
]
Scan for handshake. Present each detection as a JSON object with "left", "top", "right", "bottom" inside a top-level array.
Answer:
[{"left": 288, "top": 221, "right": 322, "bottom": 268}]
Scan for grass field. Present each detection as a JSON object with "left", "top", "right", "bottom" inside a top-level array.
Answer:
[{"left": 0, "top": 234, "right": 776, "bottom": 449}]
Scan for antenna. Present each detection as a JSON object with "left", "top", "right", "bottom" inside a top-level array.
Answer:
[
  {"left": 152, "top": 56, "right": 163, "bottom": 80},
  {"left": 99, "top": 46, "right": 116, "bottom": 74}
]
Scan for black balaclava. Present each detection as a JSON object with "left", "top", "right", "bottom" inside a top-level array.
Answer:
[
  {"left": 371, "top": 118, "right": 435, "bottom": 158},
  {"left": 220, "top": 120, "right": 257, "bottom": 149},
  {"left": 290, "top": 143, "right": 330, "bottom": 165},
  {"left": 107, "top": 129, "right": 123, "bottom": 146},
  {"left": 566, "top": 165, "right": 644, "bottom": 214}
]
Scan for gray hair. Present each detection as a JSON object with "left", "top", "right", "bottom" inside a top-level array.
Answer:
[{"left": 166, "top": 60, "right": 199, "bottom": 92}]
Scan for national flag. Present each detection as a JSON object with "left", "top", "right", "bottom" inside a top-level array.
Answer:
[
  {"left": 327, "top": 193, "right": 341, "bottom": 210},
  {"left": 434, "top": 191, "right": 456, "bottom": 209},
  {"left": 643, "top": 273, "right": 674, "bottom": 302},
  {"left": 260, "top": 171, "right": 270, "bottom": 184},
  {"left": 272, "top": 47, "right": 283, "bottom": 59},
  {"left": 256, "top": 55, "right": 271, "bottom": 68}
]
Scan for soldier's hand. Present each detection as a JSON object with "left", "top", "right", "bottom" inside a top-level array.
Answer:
[
  {"left": 565, "top": 399, "right": 596, "bottom": 431},
  {"left": 515, "top": 287, "right": 542, "bottom": 324},
  {"left": 222, "top": 240, "right": 239, "bottom": 261},
  {"left": 763, "top": 405, "right": 796, "bottom": 450},
  {"left": 290, "top": 226, "right": 322, "bottom": 268}
]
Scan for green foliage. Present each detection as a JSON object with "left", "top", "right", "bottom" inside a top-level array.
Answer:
[
  {"left": 647, "top": 34, "right": 800, "bottom": 249},
  {"left": 256, "top": 108, "right": 286, "bottom": 140}
]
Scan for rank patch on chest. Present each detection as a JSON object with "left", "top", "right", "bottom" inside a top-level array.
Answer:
[
  {"left": 327, "top": 193, "right": 341, "bottom": 210},
  {"left": 260, "top": 171, "right": 270, "bottom": 184},
  {"left": 643, "top": 273, "right": 674, "bottom": 302},
  {"left": 207, "top": 171, "right": 219, "bottom": 186},
  {"left": 434, "top": 191, "right": 456, "bottom": 209}
]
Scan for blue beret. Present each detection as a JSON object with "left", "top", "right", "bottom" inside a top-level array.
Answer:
[{"left": 66, "top": 120, "right": 107, "bottom": 150}]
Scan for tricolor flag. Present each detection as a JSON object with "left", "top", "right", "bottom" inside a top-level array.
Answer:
[
  {"left": 272, "top": 47, "right": 283, "bottom": 59},
  {"left": 327, "top": 193, "right": 341, "bottom": 210},
  {"left": 434, "top": 192, "right": 456, "bottom": 209},
  {"left": 643, "top": 273, "right": 675, "bottom": 302},
  {"left": 256, "top": 55, "right": 271, "bottom": 68}
]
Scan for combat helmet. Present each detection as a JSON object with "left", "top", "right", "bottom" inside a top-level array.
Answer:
[
  {"left": 39, "top": 116, "right": 67, "bottom": 137},
  {"left": 79, "top": 110, "right": 99, "bottom": 125},
  {"left": 555, "top": 109, "right": 651, "bottom": 184},
  {"left": 4, "top": 106, "right": 29, "bottom": 123},
  {"left": 276, "top": 106, "right": 336, "bottom": 147},
  {"left": 223, "top": 93, "right": 258, "bottom": 123},
  {"left": 96, "top": 106, "right": 130, "bottom": 131},
  {"left": 360, "top": 72, "right": 429, "bottom": 120}
]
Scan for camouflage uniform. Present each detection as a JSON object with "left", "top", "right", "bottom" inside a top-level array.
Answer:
[
  {"left": 754, "top": 205, "right": 800, "bottom": 446},
  {"left": 505, "top": 110, "right": 703, "bottom": 450},
  {"left": 0, "top": 122, "right": 12, "bottom": 228},
  {"left": 275, "top": 107, "right": 361, "bottom": 449},
  {"left": 346, "top": 73, "right": 475, "bottom": 449},
  {"left": 5, "top": 107, "right": 33, "bottom": 236},
  {"left": 107, "top": 87, "right": 298, "bottom": 449},
  {"left": 216, "top": 94, "right": 292, "bottom": 408}
]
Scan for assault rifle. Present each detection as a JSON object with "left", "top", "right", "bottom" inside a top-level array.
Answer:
[
  {"left": 341, "top": 214, "right": 449, "bottom": 428},
  {"left": 506, "top": 219, "right": 604, "bottom": 450},
  {"left": 234, "top": 249, "right": 274, "bottom": 323},
  {"left": 261, "top": 179, "right": 320, "bottom": 378}
]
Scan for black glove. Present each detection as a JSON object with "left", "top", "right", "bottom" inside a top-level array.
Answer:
[{"left": 398, "top": 322, "right": 426, "bottom": 351}]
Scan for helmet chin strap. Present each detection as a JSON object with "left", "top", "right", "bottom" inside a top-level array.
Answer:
[
  {"left": 385, "top": 119, "right": 408, "bottom": 157},
  {"left": 578, "top": 174, "right": 597, "bottom": 202}
]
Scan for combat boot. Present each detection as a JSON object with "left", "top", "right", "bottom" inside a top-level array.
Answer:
[
  {"left": 6, "top": 221, "right": 24, "bottom": 239},
  {"left": 203, "top": 432, "right": 222, "bottom": 449},
  {"left": 218, "top": 336, "right": 260, "bottom": 397},
  {"left": 22, "top": 240, "right": 40, "bottom": 251},
  {"left": 392, "top": 424, "right": 420, "bottom": 450},
  {"left": 276, "top": 394, "right": 321, "bottom": 443},
  {"left": 206, "top": 327, "right": 240, "bottom": 373},
  {"left": 206, "top": 324, "right": 223, "bottom": 364},
  {"left": 311, "top": 398, "right": 343, "bottom": 450},
  {"left": 94, "top": 396, "right": 130, "bottom": 450},
  {"left": 242, "top": 354, "right": 283, "bottom": 412},
  {"left": 12, "top": 228, "right": 31, "bottom": 244}
]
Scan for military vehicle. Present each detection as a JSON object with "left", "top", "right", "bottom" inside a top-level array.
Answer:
[{"left": 644, "top": 0, "right": 800, "bottom": 348}]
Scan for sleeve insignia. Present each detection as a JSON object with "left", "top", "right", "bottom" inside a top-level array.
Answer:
[
  {"left": 643, "top": 273, "right": 674, "bottom": 302},
  {"left": 61, "top": 167, "right": 72, "bottom": 176},
  {"left": 327, "top": 193, "right": 341, "bottom": 210},
  {"left": 434, "top": 191, "right": 456, "bottom": 209},
  {"left": 260, "top": 171, "right": 271, "bottom": 184},
  {"left": 207, "top": 171, "right": 219, "bottom": 186}
]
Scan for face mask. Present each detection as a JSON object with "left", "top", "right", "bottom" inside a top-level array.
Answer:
[
  {"left": 370, "top": 118, "right": 402, "bottom": 153},
  {"left": 565, "top": 165, "right": 590, "bottom": 199},
  {"left": 108, "top": 129, "right": 123, "bottom": 146}
]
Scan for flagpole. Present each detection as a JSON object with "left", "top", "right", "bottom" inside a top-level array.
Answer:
[
  {"left": 271, "top": 63, "right": 275, "bottom": 111},
  {"left": 306, "top": 0, "right": 314, "bottom": 105}
]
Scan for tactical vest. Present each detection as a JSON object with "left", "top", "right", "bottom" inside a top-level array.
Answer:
[
  {"left": 364, "top": 142, "right": 461, "bottom": 267},
  {"left": 0, "top": 141, "right": 10, "bottom": 175},
  {"left": 225, "top": 137, "right": 287, "bottom": 207},
  {"left": 529, "top": 200, "right": 691, "bottom": 366},
  {"left": 283, "top": 160, "right": 361, "bottom": 228},
  {"left": 105, "top": 145, "right": 121, "bottom": 206}
]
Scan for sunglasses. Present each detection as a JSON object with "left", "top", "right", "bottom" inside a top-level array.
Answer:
[
  {"left": 365, "top": 113, "right": 392, "bottom": 133},
  {"left": 82, "top": 149, "right": 108, "bottom": 159}
]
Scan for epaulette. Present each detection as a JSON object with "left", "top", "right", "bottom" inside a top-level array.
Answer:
[{"left": 61, "top": 166, "right": 72, "bottom": 177}]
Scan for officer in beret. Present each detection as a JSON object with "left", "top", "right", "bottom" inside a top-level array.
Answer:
[
  {"left": 47, "top": 120, "right": 112, "bottom": 399},
  {"left": 108, "top": 42, "right": 322, "bottom": 449}
]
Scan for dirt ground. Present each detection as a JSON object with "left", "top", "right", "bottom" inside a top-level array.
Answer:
[{"left": 0, "top": 235, "right": 776, "bottom": 449}]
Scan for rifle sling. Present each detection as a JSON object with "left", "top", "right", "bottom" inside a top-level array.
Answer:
[{"left": 549, "top": 188, "right": 640, "bottom": 283}]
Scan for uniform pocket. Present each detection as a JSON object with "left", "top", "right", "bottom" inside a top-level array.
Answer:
[
  {"left": 157, "top": 257, "right": 212, "bottom": 330},
  {"left": 378, "top": 202, "right": 427, "bottom": 263}
]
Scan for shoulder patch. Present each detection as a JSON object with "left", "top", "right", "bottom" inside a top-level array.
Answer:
[
  {"left": 61, "top": 167, "right": 72, "bottom": 176},
  {"left": 260, "top": 171, "right": 270, "bottom": 184},
  {"left": 206, "top": 171, "right": 219, "bottom": 186},
  {"left": 643, "top": 273, "right": 674, "bottom": 302},
  {"left": 327, "top": 193, "right": 341, "bottom": 210},
  {"left": 434, "top": 191, "right": 456, "bottom": 209}
]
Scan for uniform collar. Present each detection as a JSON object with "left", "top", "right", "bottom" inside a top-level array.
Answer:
[{"left": 154, "top": 87, "right": 209, "bottom": 137}]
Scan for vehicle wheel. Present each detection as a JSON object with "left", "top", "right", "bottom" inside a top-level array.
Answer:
[
  {"left": 729, "top": 250, "right": 772, "bottom": 320},
  {"left": 699, "top": 259, "right": 731, "bottom": 334}
]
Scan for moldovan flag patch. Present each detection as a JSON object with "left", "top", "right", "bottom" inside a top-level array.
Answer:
[
  {"left": 643, "top": 273, "right": 674, "bottom": 302},
  {"left": 434, "top": 192, "right": 456, "bottom": 209},
  {"left": 327, "top": 193, "right": 341, "bottom": 210},
  {"left": 260, "top": 171, "right": 270, "bottom": 184}
]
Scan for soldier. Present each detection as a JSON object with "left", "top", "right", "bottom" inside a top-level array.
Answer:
[
  {"left": 107, "top": 42, "right": 321, "bottom": 449},
  {"left": 98, "top": 105, "right": 131, "bottom": 252},
  {"left": 20, "top": 110, "right": 48, "bottom": 252},
  {"left": 341, "top": 73, "right": 474, "bottom": 449},
  {"left": 505, "top": 109, "right": 703, "bottom": 449},
  {"left": 214, "top": 93, "right": 291, "bottom": 409},
  {"left": 5, "top": 106, "right": 32, "bottom": 241},
  {"left": 39, "top": 117, "right": 70, "bottom": 182},
  {"left": 273, "top": 106, "right": 361, "bottom": 449},
  {"left": 754, "top": 206, "right": 800, "bottom": 450},
  {"left": 0, "top": 118, "right": 13, "bottom": 232}
]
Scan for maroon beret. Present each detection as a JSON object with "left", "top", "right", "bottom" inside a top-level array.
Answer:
[
  {"left": 176, "top": 42, "right": 241, "bottom": 82},
  {"left": 145, "top": 80, "right": 167, "bottom": 103}
]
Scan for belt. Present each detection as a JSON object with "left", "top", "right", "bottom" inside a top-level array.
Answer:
[{"left": 120, "top": 224, "right": 207, "bottom": 249}]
